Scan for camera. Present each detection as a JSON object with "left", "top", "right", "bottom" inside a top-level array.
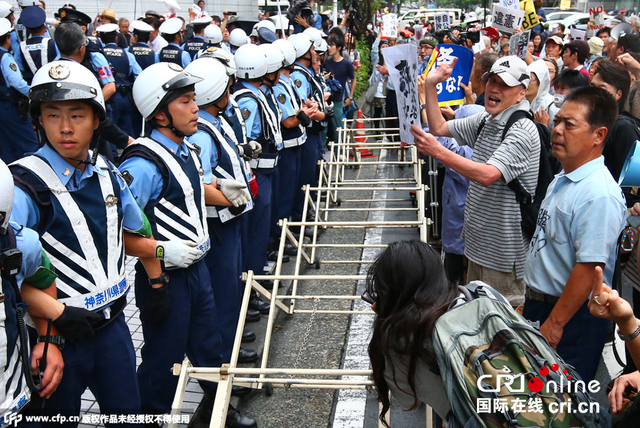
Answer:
[
  {"left": 286, "top": 0, "right": 314, "bottom": 24},
  {"left": 435, "top": 28, "right": 480, "bottom": 45}
]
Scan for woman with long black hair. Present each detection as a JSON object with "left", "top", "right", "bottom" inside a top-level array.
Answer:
[{"left": 366, "top": 240, "right": 456, "bottom": 425}]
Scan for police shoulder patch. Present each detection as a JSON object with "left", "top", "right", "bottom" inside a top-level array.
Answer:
[
  {"left": 295, "top": 79, "right": 302, "bottom": 88},
  {"left": 9, "top": 62, "right": 17, "bottom": 71},
  {"left": 277, "top": 93, "right": 286, "bottom": 104},
  {"left": 242, "top": 108, "right": 251, "bottom": 120}
]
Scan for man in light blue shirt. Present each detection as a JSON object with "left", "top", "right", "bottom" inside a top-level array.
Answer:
[{"left": 523, "top": 86, "right": 627, "bottom": 382}]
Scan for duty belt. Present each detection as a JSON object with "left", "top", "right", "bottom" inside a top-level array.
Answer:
[
  {"left": 525, "top": 288, "right": 559, "bottom": 305},
  {"left": 116, "top": 85, "right": 132, "bottom": 95},
  {"left": 282, "top": 135, "right": 306, "bottom": 148}
]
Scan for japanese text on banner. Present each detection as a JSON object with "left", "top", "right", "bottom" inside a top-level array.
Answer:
[
  {"left": 426, "top": 44, "right": 474, "bottom": 107},
  {"left": 492, "top": 5, "right": 525, "bottom": 33},
  {"left": 434, "top": 13, "right": 450, "bottom": 32}
]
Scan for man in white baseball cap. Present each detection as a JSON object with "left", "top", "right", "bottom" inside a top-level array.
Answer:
[{"left": 412, "top": 55, "right": 539, "bottom": 307}]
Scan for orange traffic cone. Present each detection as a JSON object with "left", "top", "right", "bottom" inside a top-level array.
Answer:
[{"left": 355, "top": 110, "right": 375, "bottom": 158}]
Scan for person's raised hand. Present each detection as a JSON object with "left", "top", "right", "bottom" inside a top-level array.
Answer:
[
  {"left": 411, "top": 124, "right": 442, "bottom": 157},
  {"left": 534, "top": 106, "right": 550, "bottom": 127},
  {"left": 588, "top": 266, "right": 634, "bottom": 326},
  {"left": 425, "top": 57, "right": 457, "bottom": 86}
]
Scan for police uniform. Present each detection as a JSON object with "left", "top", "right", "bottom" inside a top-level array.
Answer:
[
  {"left": 159, "top": 42, "right": 191, "bottom": 68},
  {"left": 271, "top": 73, "right": 306, "bottom": 242},
  {"left": 10, "top": 145, "right": 144, "bottom": 426},
  {"left": 103, "top": 42, "right": 142, "bottom": 137},
  {"left": 291, "top": 61, "right": 324, "bottom": 222},
  {"left": 0, "top": 46, "right": 38, "bottom": 164},
  {"left": 182, "top": 35, "right": 206, "bottom": 61},
  {"left": 118, "top": 129, "right": 222, "bottom": 415},
  {"left": 188, "top": 110, "right": 252, "bottom": 363},
  {"left": 15, "top": 35, "right": 59, "bottom": 83},
  {"left": 128, "top": 42, "right": 158, "bottom": 71},
  {"left": 232, "top": 80, "right": 282, "bottom": 277}
]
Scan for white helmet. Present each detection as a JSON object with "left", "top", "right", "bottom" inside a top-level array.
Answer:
[
  {"left": 0, "top": 1, "right": 12, "bottom": 19},
  {"left": 288, "top": 33, "right": 313, "bottom": 59},
  {"left": 234, "top": 44, "right": 267, "bottom": 79},
  {"left": 273, "top": 39, "right": 296, "bottom": 67},
  {"left": 17, "top": 0, "right": 37, "bottom": 7},
  {"left": 256, "top": 19, "right": 276, "bottom": 33},
  {"left": 0, "top": 17, "right": 10, "bottom": 36},
  {"left": 133, "top": 62, "right": 202, "bottom": 120},
  {"left": 261, "top": 44, "right": 285, "bottom": 74},
  {"left": 185, "top": 58, "right": 230, "bottom": 107},
  {"left": 30, "top": 61, "right": 106, "bottom": 120},
  {"left": 304, "top": 27, "right": 323, "bottom": 48},
  {"left": 270, "top": 15, "right": 289, "bottom": 31},
  {"left": 198, "top": 46, "right": 236, "bottom": 76},
  {"left": 0, "top": 159, "right": 13, "bottom": 235},
  {"left": 229, "top": 28, "right": 248, "bottom": 48},
  {"left": 315, "top": 38, "right": 328, "bottom": 54},
  {"left": 203, "top": 24, "right": 222, "bottom": 44}
]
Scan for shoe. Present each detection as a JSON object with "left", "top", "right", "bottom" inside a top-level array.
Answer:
[
  {"left": 238, "top": 347, "right": 259, "bottom": 364},
  {"left": 249, "top": 295, "right": 270, "bottom": 315},
  {"left": 226, "top": 405, "right": 257, "bottom": 428},
  {"left": 267, "top": 250, "right": 289, "bottom": 263},
  {"left": 306, "top": 210, "right": 316, "bottom": 222},
  {"left": 283, "top": 242, "right": 297, "bottom": 256},
  {"left": 231, "top": 385, "right": 252, "bottom": 397},
  {"left": 245, "top": 308, "right": 261, "bottom": 323},
  {"left": 302, "top": 227, "right": 314, "bottom": 238},
  {"left": 242, "top": 328, "right": 256, "bottom": 343},
  {"left": 187, "top": 392, "right": 214, "bottom": 428}
]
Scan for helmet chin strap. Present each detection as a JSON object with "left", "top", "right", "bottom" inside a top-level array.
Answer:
[
  {"left": 155, "top": 107, "right": 187, "bottom": 138},
  {"left": 35, "top": 120, "right": 101, "bottom": 167}
]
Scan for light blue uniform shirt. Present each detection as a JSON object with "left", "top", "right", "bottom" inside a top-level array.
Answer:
[
  {"left": 167, "top": 42, "right": 192, "bottom": 68},
  {"left": 274, "top": 77, "right": 297, "bottom": 120},
  {"left": 14, "top": 35, "right": 61, "bottom": 73},
  {"left": 235, "top": 81, "right": 264, "bottom": 140},
  {"left": 88, "top": 52, "right": 115, "bottom": 86},
  {"left": 291, "top": 62, "right": 312, "bottom": 103},
  {"left": 11, "top": 144, "right": 144, "bottom": 232},
  {"left": 524, "top": 156, "right": 627, "bottom": 297},
  {"left": 0, "top": 47, "right": 29, "bottom": 97},
  {"left": 188, "top": 109, "right": 221, "bottom": 185},
  {"left": 11, "top": 222, "right": 43, "bottom": 288},
  {"left": 119, "top": 129, "right": 191, "bottom": 211},
  {"left": 104, "top": 43, "right": 143, "bottom": 79}
]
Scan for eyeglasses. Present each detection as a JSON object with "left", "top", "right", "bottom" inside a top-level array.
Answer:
[{"left": 361, "top": 289, "right": 377, "bottom": 305}]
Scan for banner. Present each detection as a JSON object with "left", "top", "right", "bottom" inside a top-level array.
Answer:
[
  {"left": 492, "top": 4, "right": 525, "bottom": 33},
  {"left": 426, "top": 44, "right": 474, "bottom": 107},
  {"left": 509, "top": 29, "right": 531, "bottom": 58},
  {"left": 382, "top": 13, "right": 398, "bottom": 38},
  {"left": 434, "top": 13, "right": 451, "bottom": 32},
  {"left": 520, "top": 0, "right": 540, "bottom": 32},
  {"left": 414, "top": 24, "right": 423, "bottom": 41},
  {"left": 380, "top": 44, "right": 420, "bottom": 144},
  {"left": 500, "top": 0, "right": 520, "bottom": 10},
  {"left": 588, "top": 5, "right": 604, "bottom": 37}
]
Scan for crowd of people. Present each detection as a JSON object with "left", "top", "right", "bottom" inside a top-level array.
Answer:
[{"left": 1, "top": 0, "right": 640, "bottom": 426}]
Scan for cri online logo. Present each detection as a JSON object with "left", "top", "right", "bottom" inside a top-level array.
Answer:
[{"left": 527, "top": 364, "right": 569, "bottom": 393}]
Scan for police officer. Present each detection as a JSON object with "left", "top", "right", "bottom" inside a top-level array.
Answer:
[
  {"left": 119, "top": 63, "right": 256, "bottom": 427},
  {"left": 158, "top": 17, "right": 191, "bottom": 68},
  {"left": 0, "top": 158, "right": 64, "bottom": 420},
  {"left": 271, "top": 39, "right": 314, "bottom": 256},
  {"left": 98, "top": 23, "right": 142, "bottom": 139},
  {"left": 200, "top": 23, "right": 222, "bottom": 51},
  {"left": 0, "top": 1, "right": 14, "bottom": 27},
  {"left": 233, "top": 44, "right": 282, "bottom": 288},
  {"left": 289, "top": 33, "right": 325, "bottom": 230},
  {"left": 15, "top": 6, "right": 59, "bottom": 84},
  {"left": 228, "top": 28, "right": 247, "bottom": 54},
  {"left": 10, "top": 0, "right": 40, "bottom": 57},
  {"left": 128, "top": 20, "right": 158, "bottom": 70},
  {"left": 182, "top": 16, "right": 209, "bottom": 60},
  {"left": 57, "top": 7, "right": 103, "bottom": 51},
  {"left": 10, "top": 60, "right": 158, "bottom": 426},
  {"left": 0, "top": 18, "right": 38, "bottom": 164},
  {"left": 185, "top": 57, "right": 260, "bottom": 381}
]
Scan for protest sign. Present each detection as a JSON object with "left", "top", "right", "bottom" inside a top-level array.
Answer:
[
  {"left": 434, "top": 13, "right": 451, "bottom": 31},
  {"left": 570, "top": 28, "right": 586, "bottom": 40},
  {"left": 492, "top": 4, "right": 525, "bottom": 33},
  {"left": 509, "top": 29, "right": 531, "bottom": 58},
  {"left": 414, "top": 24, "right": 423, "bottom": 40},
  {"left": 426, "top": 44, "right": 474, "bottom": 107},
  {"left": 588, "top": 5, "right": 604, "bottom": 37},
  {"left": 520, "top": 0, "right": 540, "bottom": 32},
  {"left": 382, "top": 14, "right": 398, "bottom": 38},
  {"left": 381, "top": 44, "right": 420, "bottom": 144},
  {"left": 500, "top": 0, "right": 520, "bottom": 9}
]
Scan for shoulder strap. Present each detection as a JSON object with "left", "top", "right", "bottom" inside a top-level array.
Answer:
[
  {"left": 501, "top": 110, "right": 535, "bottom": 204},
  {"left": 119, "top": 140, "right": 170, "bottom": 195},
  {"left": 9, "top": 161, "right": 53, "bottom": 233}
]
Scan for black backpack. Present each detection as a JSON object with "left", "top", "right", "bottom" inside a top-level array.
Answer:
[{"left": 479, "top": 110, "right": 561, "bottom": 241}]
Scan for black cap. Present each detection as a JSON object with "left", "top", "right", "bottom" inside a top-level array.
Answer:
[{"left": 58, "top": 7, "right": 91, "bottom": 26}]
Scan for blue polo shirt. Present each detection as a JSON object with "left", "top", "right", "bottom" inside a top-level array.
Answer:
[{"left": 524, "top": 156, "right": 626, "bottom": 297}]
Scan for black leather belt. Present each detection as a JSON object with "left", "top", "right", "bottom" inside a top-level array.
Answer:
[{"left": 525, "top": 288, "right": 560, "bottom": 305}]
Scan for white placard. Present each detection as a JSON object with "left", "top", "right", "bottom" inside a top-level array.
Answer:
[
  {"left": 380, "top": 44, "right": 420, "bottom": 145},
  {"left": 509, "top": 29, "right": 531, "bottom": 58},
  {"left": 434, "top": 13, "right": 451, "bottom": 32},
  {"left": 570, "top": 28, "right": 586, "bottom": 40},
  {"left": 472, "top": 34, "right": 487, "bottom": 53},
  {"left": 414, "top": 24, "right": 423, "bottom": 40},
  {"left": 588, "top": 5, "right": 604, "bottom": 37},
  {"left": 491, "top": 4, "right": 525, "bottom": 33},
  {"left": 500, "top": 0, "right": 520, "bottom": 10},
  {"left": 382, "top": 14, "right": 398, "bottom": 38}
]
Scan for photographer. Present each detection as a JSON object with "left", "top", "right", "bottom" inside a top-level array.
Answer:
[{"left": 290, "top": 0, "right": 320, "bottom": 34}]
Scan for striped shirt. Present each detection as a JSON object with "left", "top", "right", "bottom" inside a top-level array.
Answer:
[{"left": 449, "top": 99, "right": 540, "bottom": 278}]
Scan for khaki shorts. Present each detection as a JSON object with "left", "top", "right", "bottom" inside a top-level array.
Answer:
[{"left": 467, "top": 260, "right": 525, "bottom": 306}]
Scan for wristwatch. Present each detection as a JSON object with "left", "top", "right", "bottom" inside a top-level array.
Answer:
[
  {"left": 149, "top": 272, "right": 169, "bottom": 286},
  {"left": 420, "top": 104, "right": 427, "bottom": 110},
  {"left": 618, "top": 318, "right": 640, "bottom": 341},
  {"left": 37, "top": 335, "right": 65, "bottom": 351}
]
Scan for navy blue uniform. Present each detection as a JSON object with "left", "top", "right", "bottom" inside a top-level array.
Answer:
[
  {"left": 103, "top": 43, "right": 142, "bottom": 138},
  {"left": 181, "top": 35, "right": 206, "bottom": 61}
]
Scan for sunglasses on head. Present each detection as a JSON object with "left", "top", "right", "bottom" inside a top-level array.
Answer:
[{"left": 361, "top": 289, "right": 377, "bottom": 305}]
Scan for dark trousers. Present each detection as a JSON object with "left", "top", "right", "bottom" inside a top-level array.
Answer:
[
  {"left": 0, "top": 100, "right": 38, "bottom": 164},
  {"left": 205, "top": 217, "right": 243, "bottom": 364},
  {"left": 292, "top": 133, "right": 321, "bottom": 221},
  {"left": 523, "top": 298, "right": 610, "bottom": 382},
  {"left": 385, "top": 90, "right": 399, "bottom": 142},
  {"left": 243, "top": 172, "right": 273, "bottom": 275},
  {"left": 111, "top": 92, "right": 134, "bottom": 138},
  {"left": 444, "top": 253, "right": 465, "bottom": 285},
  {"left": 271, "top": 145, "right": 302, "bottom": 241},
  {"left": 135, "top": 259, "right": 222, "bottom": 414},
  {"left": 34, "top": 313, "right": 142, "bottom": 428}
]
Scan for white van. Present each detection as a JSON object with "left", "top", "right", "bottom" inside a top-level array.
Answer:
[{"left": 399, "top": 8, "right": 462, "bottom": 29}]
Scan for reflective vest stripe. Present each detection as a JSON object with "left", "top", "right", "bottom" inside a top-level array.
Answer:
[
  {"left": 41, "top": 236, "right": 97, "bottom": 292},
  {"left": 232, "top": 88, "right": 283, "bottom": 149},
  {"left": 96, "top": 165, "right": 122, "bottom": 282},
  {"left": 19, "top": 38, "right": 49, "bottom": 75},
  {"left": 155, "top": 207, "right": 200, "bottom": 242}
]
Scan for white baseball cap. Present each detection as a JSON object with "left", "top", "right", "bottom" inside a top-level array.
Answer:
[{"left": 482, "top": 55, "right": 530, "bottom": 89}]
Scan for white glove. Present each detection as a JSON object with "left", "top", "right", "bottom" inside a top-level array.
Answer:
[
  {"left": 155, "top": 241, "right": 202, "bottom": 268},
  {"left": 248, "top": 141, "right": 262, "bottom": 158},
  {"left": 218, "top": 179, "right": 251, "bottom": 207}
]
